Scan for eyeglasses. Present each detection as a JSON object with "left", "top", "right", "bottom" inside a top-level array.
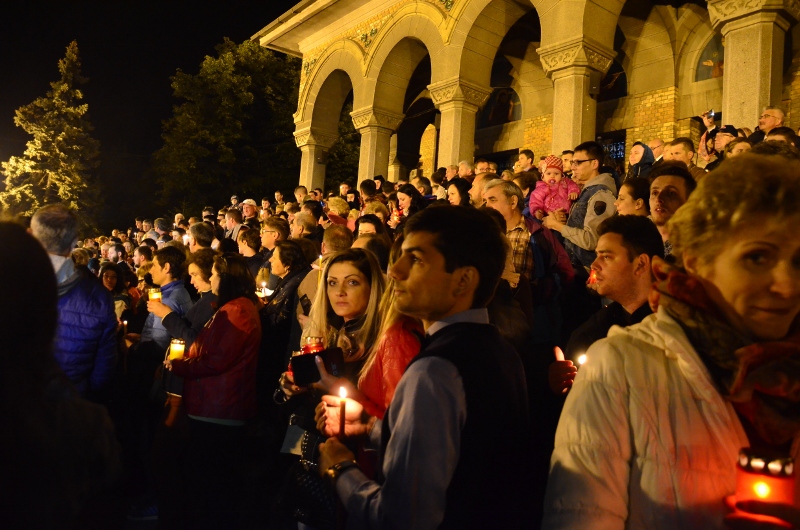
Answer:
[
  {"left": 761, "top": 114, "right": 779, "bottom": 120},
  {"left": 571, "top": 159, "right": 596, "bottom": 166},
  {"left": 261, "top": 229, "right": 277, "bottom": 234}
]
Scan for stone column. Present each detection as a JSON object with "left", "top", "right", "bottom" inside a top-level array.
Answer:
[
  {"left": 709, "top": 1, "right": 798, "bottom": 129},
  {"left": 538, "top": 38, "right": 614, "bottom": 154},
  {"left": 428, "top": 79, "right": 490, "bottom": 167},
  {"left": 351, "top": 107, "right": 404, "bottom": 185},
  {"left": 294, "top": 127, "right": 337, "bottom": 192},
  {"left": 386, "top": 133, "right": 404, "bottom": 183}
]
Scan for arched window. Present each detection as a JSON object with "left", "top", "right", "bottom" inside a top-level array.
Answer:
[
  {"left": 695, "top": 34, "right": 724, "bottom": 81},
  {"left": 477, "top": 88, "right": 521, "bottom": 129}
]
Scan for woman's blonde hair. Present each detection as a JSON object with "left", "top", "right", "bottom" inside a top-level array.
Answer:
[
  {"left": 669, "top": 153, "right": 800, "bottom": 265},
  {"left": 359, "top": 234, "right": 421, "bottom": 379},
  {"left": 303, "top": 248, "right": 386, "bottom": 362},
  {"left": 327, "top": 197, "right": 350, "bottom": 217},
  {"left": 364, "top": 200, "right": 389, "bottom": 220}
]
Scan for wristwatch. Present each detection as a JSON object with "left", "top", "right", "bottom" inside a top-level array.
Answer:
[{"left": 325, "top": 460, "right": 359, "bottom": 483}]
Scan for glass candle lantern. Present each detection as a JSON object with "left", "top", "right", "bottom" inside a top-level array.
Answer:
[{"left": 736, "top": 448, "right": 795, "bottom": 505}]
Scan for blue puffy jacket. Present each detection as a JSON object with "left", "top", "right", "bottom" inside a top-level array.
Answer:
[{"left": 53, "top": 259, "right": 118, "bottom": 396}]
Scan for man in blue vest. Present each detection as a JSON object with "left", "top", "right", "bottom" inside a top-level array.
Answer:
[
  {"left": 543, "top": 140, "right": 617, "bottom": 272},
  {"left": 315, "top": 206, "right": 534, "bottom": 529}
]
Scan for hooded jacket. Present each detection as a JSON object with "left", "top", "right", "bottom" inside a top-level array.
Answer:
[
  {"left": 626, "top": 142, "right": 655, "bottom": 181},
  {"left": 543, "top": 306, "right": 800, "bottom": 529},
  {"left": 52, "top": 257, "right": 118, "bottom": 396}
]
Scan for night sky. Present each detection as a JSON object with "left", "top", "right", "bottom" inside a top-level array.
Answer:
[{"left": 0, "top": 1, "right": 299, "bottom": 229}]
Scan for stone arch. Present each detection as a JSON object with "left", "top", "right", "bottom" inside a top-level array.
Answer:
[
  {"left": 296, "top": 40, "right": 364, "bottom": 129},
  {"left": 449, "top": 0, "right": 537, "bottom": 89},
  {"left": 675, "top": 11, "right": 723, "bottom": 119},
  {"left": 363, "top": 8, "right": 448, "bottom": 113}
]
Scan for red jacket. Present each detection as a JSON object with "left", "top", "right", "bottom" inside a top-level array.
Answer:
[{"left": 171, "top": 297, "right": 261, "bottom": 421}]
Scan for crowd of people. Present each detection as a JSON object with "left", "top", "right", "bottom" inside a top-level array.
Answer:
[{"left": 5, "top": 106, "right": 800, "bottom": 530}]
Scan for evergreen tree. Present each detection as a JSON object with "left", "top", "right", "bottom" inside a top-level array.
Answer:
[
  {"left": 0, "top": 41, "right": 100, "bottom": 219},
  {"left": 153, "top": 39, "right": 301, "bottom": 210}
]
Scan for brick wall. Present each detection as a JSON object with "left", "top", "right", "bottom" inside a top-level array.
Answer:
[
  {"left": 522, "top": 113, "right": 553, "bottom": 160},
  {"left": 625, "top": 86, "right": 678, "bottom": 159},
  {"left": 418, "top": 124, "right": 437, "bottom": 178}
]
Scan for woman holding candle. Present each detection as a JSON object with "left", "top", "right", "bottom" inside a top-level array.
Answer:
[
  {"left": 543, "top": 154, "right": 800, "bottom": 529},
  {"left": 163, "top": 252, "right": 261, "bottom": 530},
  {"left": 99, "top": 262, "right": 131, "bottom": 319},
  {"left": 387, "top": 184, "right": 427, "bottom": 233}
]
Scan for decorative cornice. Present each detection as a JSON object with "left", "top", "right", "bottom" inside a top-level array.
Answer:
[
  {"left": 294, "top": 127, "right": 338, "bottom": 148},
  {"left": 708, "top": 0, "right": 800, "bottom": 28},
  {"left": 537, "top": 38, "right": 616, "bottom": 77},
  {"left": 350, "top": 107, "right": 405, "bottom": 131},
  {"left": 427, "top": 78, "right": 491, "bottom": 109}
]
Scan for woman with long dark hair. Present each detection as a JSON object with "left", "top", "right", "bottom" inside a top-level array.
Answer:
[
  {"left": 447, "top": 177, "right": 473, "bottom": 207},
  {"left": 164, "top": 252, "right": 261, "bottom": 530},
  {"left": 387, "top": 183, "right": 427, "bottom": 233}
]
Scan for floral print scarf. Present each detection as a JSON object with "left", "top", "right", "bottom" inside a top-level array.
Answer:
[{"left": 650, "top": 257, "right": 800, "bottom": 446}]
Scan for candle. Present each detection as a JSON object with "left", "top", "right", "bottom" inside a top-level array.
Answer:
[
  {"left": 169, "top": 338, "right": 185, "bottom": 360},
  {"left": 261, "top": 281, "right": 267, "bottom": 297},
  {"left": 123, "top": 320, "right": 128, "bottom": 335},
  {"left": 339, "top": 387, "right": 347, "bottom": 438},
  {"left": 577, "top": 354, "right": 587, "bottom": 366},
  {"left": 317, "top": 255, "right": 324, "bottom": 293},
  {"left": 554, "top": 346, "right": 565, "bottom": 362},
  {"left": 148, "top": 287, "right": 162, "bottom": 302},
  {"left": 736, "top": 449, "right": 795, "bottom": 505}
]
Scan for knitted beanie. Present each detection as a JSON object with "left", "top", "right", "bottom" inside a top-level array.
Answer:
[{"left": 544, "top": 155, "right": 563, "bottom": 173}]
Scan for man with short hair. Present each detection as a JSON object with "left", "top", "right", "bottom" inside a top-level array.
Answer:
[
  {"left": 468, "top": 172, "right": 499, "bottom": 207},
  {"left": 295, "top": 185, "right": 308, "bottom": 204},
  {"left": 187, "top": 222, "right": 214, "bottom": 253},
  {"left": 258, "top": 217, "right": 290, "bottom": 288},
  {"left": 133, "top": 245, "right": 153, "bottom": 268},
  {"left": 291, "top": 212, "right": 318, "bottom": 240},
  {"left": 457, "top": 160, "right": 474, "bottom": 182},
  {"left": 31, "top": 204, "right": 117, "bottom": 398},
  {"left": 668, "top": 137, "right": 706, "bottom": 181},
  {"left": 648, "top": 138, "right": 665, "bottom": 165},
  {"left": 241, "top": 199, "right": 260, "bottom": 229},
  {"left": 339, "top": 182, "right": 351, "bottom": 198},
  {"left": 766, "top": 126, "right": 798, "bottom": 147},
  {"left": 561, "top": 150, "right": 574, "bottom": 179},
  {"left": 224, "top": 208, "right": 244, "bottom": 241},
  {"left": 317, "top": 206, "right": 533, "bottom": 529},
  {"left": 412, "top": 176, "right": 433, "bottom": 197},
  {"left": 488, "top": 161, "right": 499, "bottom": 174},
  {"left": 274, "top": 190, "right": 286, "bottom": 206},
  {"left": 138, "top": 246, "right": 193, "bottom": 351},
  {"left": 518, "top": 149, "right": 535, "bottom": 172},
  {"left": 649, "top": 161, "right": 697, "bottom": 256},
  {"left": 543, "top": 141, "right": 617, "bottom": 271},
  {"left": 474, "top": 158, "right": 491, "bottom": 175},
  {"left": 445, "top": 164, "right": 459, "bottom": 181},
  {"left": 748, "top": 106, "right": 785, "bottom": 145}
]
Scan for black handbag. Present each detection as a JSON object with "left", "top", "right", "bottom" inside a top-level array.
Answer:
[{"left": 278, "top": 420, "right": 337, "bottom": 530}]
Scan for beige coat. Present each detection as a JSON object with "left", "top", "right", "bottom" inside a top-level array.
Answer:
[{"left": 543, "top": 306, "right": 800, "bottom": 530}]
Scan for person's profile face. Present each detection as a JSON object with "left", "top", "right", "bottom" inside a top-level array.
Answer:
[
  {"left": 629, "top": 145, "right": 644, "bottom": 165},
  {"left": 649, "top": 175, "right": 688, "bottom": 227},
  {"left": 590, "top": 233, "right": 639, "bottom": 301},
  {"left": 729, "top": 142, "right": 751, "bottom": 157}
]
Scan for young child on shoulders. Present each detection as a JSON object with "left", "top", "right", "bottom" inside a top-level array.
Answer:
[{"left": 529, "top": 155, "right": 580, "bottom": 220}]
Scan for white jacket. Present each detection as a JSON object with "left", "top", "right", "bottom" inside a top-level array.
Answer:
[{"left": 542, "top": 306, "right": 800, "bottom": 530}]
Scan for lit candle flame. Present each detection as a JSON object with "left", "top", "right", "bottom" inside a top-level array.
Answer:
[
  {"left": 754, "top": 481, "right": 771, "bottom": 499},
  {"left": 578, "top": 354, "right": 588, "bottom": 366},
  {"left": 261, "top": 282, "right": 266, "bottom": 288},
  {"left": 339, "top": 387, "right": 347, "bottom": 399}
]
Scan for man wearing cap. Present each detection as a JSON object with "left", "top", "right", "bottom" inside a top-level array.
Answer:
[
  {"left": 241, "top": 199, "right": 260, "bottom": 230},
  {"left": 704, "top": 125, "right": 738, "bottom": 172}
]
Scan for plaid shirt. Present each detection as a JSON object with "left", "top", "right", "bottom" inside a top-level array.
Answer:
[{"left": 506, "top": 215, "right": 534, "bottom": 281}]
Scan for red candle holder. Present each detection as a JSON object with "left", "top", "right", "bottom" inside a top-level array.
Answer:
[{"left": 736, "top": 448, "right": 795, "bottom": 505}]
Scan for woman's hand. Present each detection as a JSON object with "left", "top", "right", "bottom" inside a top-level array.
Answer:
[
  {"left": 279, "top": 371, "right": 307, "bottom": 397},
  {"left": 534, "top": 210, "right": 544, "bottom": 220},
  {"left": 163, "top": 359, "right": 173, "bottom": 371},
  {"left": 387, "top": 217, "right": 400, "bottom": 229},
  {"left": 315, "top": 395, "right": 373, "bottom": 439},
  {"left": 147, "top": 300, "right": 172, "bottom": 318},
  {"left": 548, "top": 360, "right": 577, "bottom": 395},
  {"left": 724, "top": 495, "right": 800, "bottom": 529},
  {"left": 297, "top": 314, "right": 310, "bottom": 329},
  {"left": 311, "top": 355, "right": 357, "bottom": 396},
  {"left": 542, "top": 214, "right": 564, "bottom": 232}
]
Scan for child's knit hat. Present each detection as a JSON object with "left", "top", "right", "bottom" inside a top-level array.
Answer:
[{"left": 544, "top": 155, "right": 563, "bottom": 173}]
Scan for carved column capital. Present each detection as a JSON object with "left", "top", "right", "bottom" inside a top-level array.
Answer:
[
  {"left": 350, "top": 107, "right": 405, "bottom": 132},
  {"left": 537, "top": 37, "right": 616, "bottom": 78},
  {"left": 427, "top": 78, "right": 491, "bottom": 110},
  {"left": 709, "top": 0, "right": 799, "bottom": 30},
  {"left": 294, "top": 127, "right": 338, "bottom": 149}
]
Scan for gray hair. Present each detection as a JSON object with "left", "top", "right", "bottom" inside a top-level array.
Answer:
[
  {"left": 483, "top": 178, "right": 524, "bottom": 210},
  {"left": 31, "top": 204, "right": 79, "bottom": 256},
  {"left": 458, "top": 160, "right": 473, "bottom": 171}
]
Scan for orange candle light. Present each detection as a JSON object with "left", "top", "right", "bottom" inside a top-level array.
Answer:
[
  {"left": 577, "top": 354, "right": 588, "bottom": 366},
  {"left": 123, "top": 320, "right": 128, "bottom": 335},
  {"left": 339, "top": 387, "right": 347, "bottom": 439},
  {"left": 736, "top": 449, "right": 795, "bottom": 505},
  {"left": 148, "top": 287, "right": 162, "bottom": 302},
  {"left": 168, "top": 338, "right": 185, "bottom": 360}
]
